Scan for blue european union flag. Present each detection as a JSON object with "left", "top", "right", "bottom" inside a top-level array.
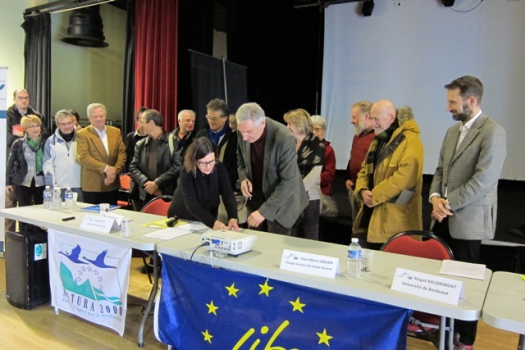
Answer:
[{"left": 156, "top": 255, "right": 411, "bottom": 350}]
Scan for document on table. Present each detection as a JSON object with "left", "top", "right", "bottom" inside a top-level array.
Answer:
[
  {"left": 176, "top": 222, "right": 208, "bottom": 232},
  {"left": 144, "top": 227, "right": 194, "bottom": 240},
  {"left": 439, "top": 260, "right": 486, "bottom": 280}
]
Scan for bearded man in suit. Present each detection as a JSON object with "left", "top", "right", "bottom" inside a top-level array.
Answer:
[
  {"left": 430, "top": 75, "right": 506, "bottom": 350},
  {"left": 77, "top": 103, "right": 126, "bottom": 205}
]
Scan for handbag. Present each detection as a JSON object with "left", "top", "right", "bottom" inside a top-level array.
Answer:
[{"left": 320, "top": 194, "right": 338, "bottom": 217}]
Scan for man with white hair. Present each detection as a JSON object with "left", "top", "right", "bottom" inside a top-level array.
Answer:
[
  {"left": 169, "top": 109, "right": 196, "bottom": 158},
  {"left": 77, "top": 103, "right": 126, "bottom": 204},
  {"left": 353, "top": 99, "right": 424, "bottom": 249},
  {"left": 346, "top": 101, "right": 375, "bottom": 227},
  {"left": 236, "top": 102, "right": 308, "bottom": 235}
]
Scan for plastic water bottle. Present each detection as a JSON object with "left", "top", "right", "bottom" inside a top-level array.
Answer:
[
  {"left": 52, "top": 186, "right": 62, "bottom": 210},
  {"left": 43, "top": 186, "right": 52, "bottom": 209},
  {"left": 347, "top": 238, "right": 362, "bottom": 278},
  {"left": 65, "top": 187, "right": 74, "bottom": 210}
]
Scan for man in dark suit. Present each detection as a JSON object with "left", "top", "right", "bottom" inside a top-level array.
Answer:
[
  {"left": 77, "top": 103, "right": 126, "bottom": 205},
  {"left": 129, "top": 109, "right": 180, "bottom": 210},
  {"left": 124, "top": 107, "right": 147, "bottom": 173},
  {"left": 236, "top": 102, "right": 308, "bottom": 235},
  {"left": 196, "top": 99, "right": 238, "bottom": 190},
  {"left": 430, "top": 76, "right": 507, "bottom": 350}
]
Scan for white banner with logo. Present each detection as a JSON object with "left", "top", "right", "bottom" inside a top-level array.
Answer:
[{"left": 48, "top": 229, "right": 132, "bottom": 336}]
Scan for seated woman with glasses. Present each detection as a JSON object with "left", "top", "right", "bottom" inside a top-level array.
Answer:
[
  {"left": 6, "top": 115, "right": 47, "bottom": 231},
  {"left": 168, "top": 137, "right": 239, "bottom": 231}
]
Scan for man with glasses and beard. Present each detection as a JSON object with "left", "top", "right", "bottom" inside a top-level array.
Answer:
[{"left": 429, "top": 76, "right": 507, "bottom": 350}]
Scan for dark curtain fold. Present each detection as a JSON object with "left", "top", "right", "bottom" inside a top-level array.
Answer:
[
  {"left": 122, "top": 0, "right": 136, "bottom": 137},
  {"left": 226, "top": 0, "right": 322, "bottom": 121},
  {"left": 190, "top": 50, "right": 247, "bottom": 131},
  {"left": 22, "top": 12, "right": 51, "bottom": 132},
  {"left": 134, "top": 0, "right": 179, "bottom": 131},
  {"left": 177, "top": 0, "right": 214, "bottom": 116}
]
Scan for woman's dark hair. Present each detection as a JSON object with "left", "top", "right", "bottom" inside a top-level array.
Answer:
[{"left": 184, "top": 137, "right": 218, "bottom": 174}]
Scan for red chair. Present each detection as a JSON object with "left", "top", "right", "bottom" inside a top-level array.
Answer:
[
  {"left": 381, "top": 230, "right": 454, "bottom": 349},
  {"left": 136, "top": 195, "right": 172, "bottom": 283},
  {"left": 117, "top": 174, "right": 132, "bottom": 209},
  {"left": 140, "top": 195, "right": 172, "bottom": 217}
]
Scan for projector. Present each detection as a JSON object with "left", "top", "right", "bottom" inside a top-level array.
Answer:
[{"left": 200, "top": 230, "right": 257, "bottom": 256}]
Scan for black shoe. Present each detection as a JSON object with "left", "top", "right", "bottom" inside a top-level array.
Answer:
[{"left": 140, "top": 264, "right": 154, "bottom": 274}]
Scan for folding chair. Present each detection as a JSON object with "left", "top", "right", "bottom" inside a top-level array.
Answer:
[
  {"left": 381, "top": 230, "right": 454, "bottom": 349},
  {"left": 137, "top": 195, "right": 172, "bottom": 283}
]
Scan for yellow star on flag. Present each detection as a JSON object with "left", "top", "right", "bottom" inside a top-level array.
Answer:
[
  {"left": 258, "top": 279, "right": 274, "bottom": 296},
  {"left": 316, "top": 328, "right": 333, "bottom": 346},
  {"left": 202, "top": 329, "right": 213, "bottom": 344},
  {"left": 289, "top": 297, "right": 306, "bottom": 313},
  {"left": 225, "top": 283, "right": 239, "bottom": 297},
  {"left": 206, "top": 301, "right": 219, "bottom": 315}
]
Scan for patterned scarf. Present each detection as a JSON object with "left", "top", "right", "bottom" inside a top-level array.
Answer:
[
  {"left": 26, "top": 134, "right": 44, "bottom": 175},
  {"left": 359, "top": 120, "right": 400, "bottom": 228},
  {"left": 297, "top": 133, "right": 325, "bottom": 178}
]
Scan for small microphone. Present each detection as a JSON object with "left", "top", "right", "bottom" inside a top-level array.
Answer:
[{"left": 167, "top": 217, "right": 178, "bottom": 227}]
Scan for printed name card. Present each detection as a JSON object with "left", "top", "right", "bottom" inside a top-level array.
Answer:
[
  {"left": 391, "top": 267, "right": 464, "bottom": 305},
  {"left": 80, "top": 215, "right": 115, "bottom": 233},
  {"left": 279, "top": 249, "right": 340, "bottom": 279},
  {"left": 101, "top": 212, "right": 124, "bottom": 230}
]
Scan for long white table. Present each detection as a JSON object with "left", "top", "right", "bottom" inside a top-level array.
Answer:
[
  {"left": 157, "top": 229, "right": 492, "bottom": 350},
  {"left": 482, "top": 271, "right": 525, "bottom": 349},
  {"left": 0, "top": 203, "right": 166, "bottom": 347}
]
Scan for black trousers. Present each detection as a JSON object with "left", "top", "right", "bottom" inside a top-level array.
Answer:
[
  {"left": 14, "top": 180, "right": 44, "bottom": 232},
  {"left": 82, "top": 190, "right": 119, "bottom": 206},
  {"left": 433, "top": 217, "right": 481, "bottom": 346},
  {"left": 291, "top": 199, "right": 320, "bottom": 240}
]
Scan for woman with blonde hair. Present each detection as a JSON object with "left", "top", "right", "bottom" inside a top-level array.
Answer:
[
  {"left": 284, "top": 108, "right": 325, "bottom": 240},
  {"left": 6, "top": 115, "right": 47, "bottom": 230}
]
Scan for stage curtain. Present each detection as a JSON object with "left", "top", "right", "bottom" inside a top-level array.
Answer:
[
  {"left": 134, "top": 0, "right": 179, "bottom": 131},
  {"left": 122, "top": 0, "right": 136, "bottom": 137},
  {"left": 22, "top": 12, "right": 52, "bottom": 132}
]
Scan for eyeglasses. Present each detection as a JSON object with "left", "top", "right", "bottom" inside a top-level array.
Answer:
[
  {"left": 206, "top": 115, "right": 225, "bottom": 122},
  {"left": 197, "top": 159, "right": 216, "bottom": 167},
  {"left": 313, "top": 127, "right": 324, "bottom": 132},
  {"left": 27, "top": 125, "right": 41, "bottom": 129},
  {"left": 17, "top": 96, "right": 29, "bottom": 101},
  {"left": 58, "top": 121, "right": 74, "bottom": 127}
]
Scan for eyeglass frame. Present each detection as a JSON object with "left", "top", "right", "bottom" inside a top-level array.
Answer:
[{"left": 196, "top": 159, "right": 217, "bottom": 167}]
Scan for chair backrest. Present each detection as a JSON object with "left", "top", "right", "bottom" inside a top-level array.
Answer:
[
  {"left": 119, "top": 174, "right": 131, "bottom": 191},
  {"left": 380, "top": 230, "right": 454, "bottom": 261},
  {"left": 141, "top": 195, "right": 172, "bottom": 217}
]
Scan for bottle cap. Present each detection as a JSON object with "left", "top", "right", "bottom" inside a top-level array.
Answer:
[{"left": 351, "top": 238, "right": 359, "bottom": 243}]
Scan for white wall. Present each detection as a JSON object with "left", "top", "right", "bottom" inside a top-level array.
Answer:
[
  {"left": 51, "top": 5, "right": 125, "bottom": 124},
  {"left": 322, "top": 0, "right": 525, "bottom": 180},
  {"left": 0, "top": 0, "right": 32, "bottom": 94}
]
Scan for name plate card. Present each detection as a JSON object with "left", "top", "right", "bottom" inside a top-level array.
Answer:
[
  {"left": 80, "top": 215, "right": 115, "bottom": 233},
  {"left": 391, "top": 267, "right": 464, "bottom": 305},
  {"left": 101, "top": 212, "right": 124, "bottom": 230},
  {"left": 279, "top": 249, "right": 340, "bottom": 279}
]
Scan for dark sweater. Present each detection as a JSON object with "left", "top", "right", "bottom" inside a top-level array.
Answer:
[{"left": 168, "top": 162, "right": 237, "bottom": 228}]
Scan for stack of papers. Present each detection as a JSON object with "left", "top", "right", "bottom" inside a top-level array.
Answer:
[
  {"left": 439, "top": 260, "right": 486, "bottom": 280},
  {"left": 144, "top": 221, "right": 208, "bottom": 239}
]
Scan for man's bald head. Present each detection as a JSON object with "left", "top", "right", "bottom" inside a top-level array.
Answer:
[{"left": 370, "top": 99, "right": 397, "bottom": 135}]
